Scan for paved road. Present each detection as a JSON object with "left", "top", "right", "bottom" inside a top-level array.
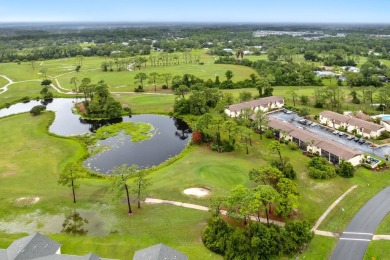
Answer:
[{"left": 330, "top": 186, "right": 390, "bottom": 260}]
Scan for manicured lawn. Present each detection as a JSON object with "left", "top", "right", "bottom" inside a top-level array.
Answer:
[
  {"left": 318, "top": 168, "right": 390, "bottom": 233},
  {"left": 0, "top": 112, "right": 221, "bottom": 259},
  {"left": 375, "top": 212, "right": 390, "bottom": 234},
  {"left": 0, "top": 76, "right": 9, "bottom": 87},
  {"left": 56, "top": 62, "right": 257, "bottom": 92},
  {"left": 300, "top": 235, "right": 338, "bottom": 259},
  {"left": 113, "top": 93, "right": 175, "bottom": 114},
  {"left": 365, "top": 241, "right": 390, "bottom": 260},
  {"left": 147, "top": 146, "right": 257, "bottom": 205}
]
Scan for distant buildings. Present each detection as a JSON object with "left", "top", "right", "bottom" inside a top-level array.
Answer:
[
  {"left": 225, "top": 96, "right": 284, "bottom": 117},
  {"left": 320, "top": 111, "right": 385, "bottom": 139}
]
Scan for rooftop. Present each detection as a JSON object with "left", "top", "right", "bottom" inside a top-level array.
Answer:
[
  {"left": 228, "top": 96, "right": 284, "bottom": 112},
  {"left": 133, "top": 244, "right": 188, "bottom": 260}
]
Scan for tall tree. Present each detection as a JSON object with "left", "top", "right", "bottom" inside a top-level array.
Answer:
[
  {"left": 132, "top": 171, "right": 151, "bottom": 209},
  {"left": 58, "top": 162, "right": 83, "bottom": 203},
  {"left": 148, "top": 72, "right": 160, "bottom": 91},
  {"left": 110, "top": 164, "right": 138, "bottom": 215},
  {"left": 254, "top": 110, "right": 268, "bottom": 140},
  {"left": 251, "top": 185, "right": 279, "bottom": 226},
  {"left": 70, "top": 77, "right": 79, "bottom": 93},
  {"left": 161, "top": 73, "right": 172, "bottom": 88},
  {"left": 134, "top": 72, "right": 148, "bottom": 88},
  {"left": 286, "top": 87, "right": 298, "bottom": 107}
]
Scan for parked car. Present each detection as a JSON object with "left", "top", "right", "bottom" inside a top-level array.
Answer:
[
  {"left": 354, "top": 137, "right": 360, "bottom": 142},
  {"left": 347, "top": 135, "right": 354, "bottom": 140},
  {"left": 333, "top": 130, "right": 339, "bottom": 135},
  {"left": 311, "top": 123, "right": 318, "bottom": 127},
  {"left": 358, "top": 139, "right": 366, "bottom": 145},
  {"left": 338, "top": 132, "right": 344, "bottom": 137},
  {"left": 298, "top": 119, "right": 307, "bottom": 125}
]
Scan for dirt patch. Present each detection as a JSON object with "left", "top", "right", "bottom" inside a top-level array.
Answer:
[
  {"left": 1, "top": 170, "right": 17, "bottom": 177},
  {"left": 15, "top": 197, "right": 40, "bottom": 206},
  {"left": 183, "top": 188, "right": 211, "bottom": 197}
]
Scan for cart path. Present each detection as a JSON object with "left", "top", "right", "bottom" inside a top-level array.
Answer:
[
  {"left": 312, "top": 185, "right": 358, "bottom": 232},
  {"left": 145, "top": 198, "right": 285, "bottom": 226}
]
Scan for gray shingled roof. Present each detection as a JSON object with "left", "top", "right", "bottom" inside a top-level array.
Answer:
[
  {"left": 133, "top": 244, "right": 188, "bottom": 260},
  {"left": 6, "top": 233, "right": 61, "bottom": 260},
  {"left": 228, "top": 96, "right": 284, "bottom": 112},
  {"left": 34, "top": 253, "right": 111, "bottom": 260}
]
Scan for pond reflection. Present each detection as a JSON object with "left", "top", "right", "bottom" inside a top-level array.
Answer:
[{"left": 0, "top": 98, "right": 192, "bottom": 172}]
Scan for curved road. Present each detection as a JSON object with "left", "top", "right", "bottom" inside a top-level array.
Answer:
[{"left": 330, "top": 186, "right": 390, "bottom": 260}]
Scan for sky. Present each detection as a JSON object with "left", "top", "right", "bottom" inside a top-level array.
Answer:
[{"left": 0, "top": 0, "right": 389, "bottom": 24}]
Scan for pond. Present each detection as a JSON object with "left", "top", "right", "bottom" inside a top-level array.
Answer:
[{"left": 0, "top": 98, "right": 192, "bottom": 173}]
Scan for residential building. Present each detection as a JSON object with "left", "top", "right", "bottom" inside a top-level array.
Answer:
[
  {"left": 269, "top": 119, "right": 362, "bottom": 166},
  {"left": 0, "top": 233, "right": 112, "bottom": 260},
  {"left": 225, "top": 96, "right": 284, "bottom": 117},
  {"left": 320, "top": 111, "right": 385, "bottom": 138},
  {"left": 133, "top": 244, "right": 188, "bottom": 260}
]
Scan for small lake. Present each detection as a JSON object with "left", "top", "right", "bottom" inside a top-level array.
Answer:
[{"left": 0, "top": 98, "right": 192, "bottom": 173}]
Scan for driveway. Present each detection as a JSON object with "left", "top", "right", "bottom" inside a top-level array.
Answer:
[
  {"left": 269, "top": 111, "right": 390, "bottom": 159},
  {"left": 330, "top": 186, "right": 390, "bottom": 260}
]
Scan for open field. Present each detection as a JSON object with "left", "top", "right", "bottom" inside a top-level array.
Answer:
[
  {"left": 0, "top": 112, "right": 220, "bottom": 259},
  {"left": 1, "top": 50, "right": 390, "bottom": 258}
]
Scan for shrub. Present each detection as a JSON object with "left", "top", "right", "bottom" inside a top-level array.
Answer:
[
  {"left": 19, "top": 96, "right": 31, "bottom": 103},
  {"left": 265, "top": 129, "right": 274, "bottom": 139},
  {"left": 337, "top": 160, "right": 355, "bottom": 178},
  {"left": 377, "top": 131, "right": 390, "bottom": 140},
  {"left": 161, "top": 85, "right": 168, "bottom": 89},
  {"left": 288, "top": 142, "right": 299, "bottom": 150},
  {"left": 30, "top": 105, "right": 46, "bottom": 116},
  {"left": 202, "top": 217, "right": 232, "bottom": 255},
  {"left": 308, "top": 157, "right": 336, "bottom": 179},
  {"left": 191, "top": 130, "right": 203, "bottom": 144}
]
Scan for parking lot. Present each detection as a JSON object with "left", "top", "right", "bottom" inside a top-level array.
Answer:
[{"left": 269, "top": 110, "right": 390, "bottom": 160}]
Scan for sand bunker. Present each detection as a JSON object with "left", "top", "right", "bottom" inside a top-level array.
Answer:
[
  {"left": 15, "top": 197, "right": 40, "bottom": 205},
  {"left": 183, "top": 188, "right": 211, "bottom": 197}
]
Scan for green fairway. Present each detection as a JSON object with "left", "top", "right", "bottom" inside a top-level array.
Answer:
[
  {"left": 56, "top": 62, "right": 257, "bottom": 92},
  {"left": 113, "top": 93, "right": 175, "bottom": 114},
  {"left": 0, "top": 112, "right": 221, "bottom": 259}
]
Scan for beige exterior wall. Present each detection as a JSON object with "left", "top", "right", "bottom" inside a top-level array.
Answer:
[
  {"left": 225, "top": 100, "right": 284, "bottom": 118},
  {"left": 348, "top": 155, "right": 363, "bottom": 166}
]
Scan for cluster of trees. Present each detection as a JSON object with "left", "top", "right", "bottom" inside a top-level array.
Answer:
[
  {"left": 75, "top": 79, "right": 123, "bottom": 119},
  {"left": 202, "top": 161, "right": 308, "bottom": 259},
  {"left": 215, "top": 57, "right": 322, "bottom": 86},
  {"left": 304, "top": 49, "right": 358, "bottom": 66},
  {"left": 203, "top": 217, "right": 313, "bottom": 259},
  {"left": 58, "top": 162, "right": 151, "bottom": 214},
  {"left": 2, "top": 24, "right": 390, "bottom": 64}
]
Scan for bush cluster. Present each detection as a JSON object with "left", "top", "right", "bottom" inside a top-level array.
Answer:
[
  {"left": 308, "top": 157, "right": 336, "bottom": 179},
  {"left": 203, "top": 217, "right": 313, "bottom": 259}
]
